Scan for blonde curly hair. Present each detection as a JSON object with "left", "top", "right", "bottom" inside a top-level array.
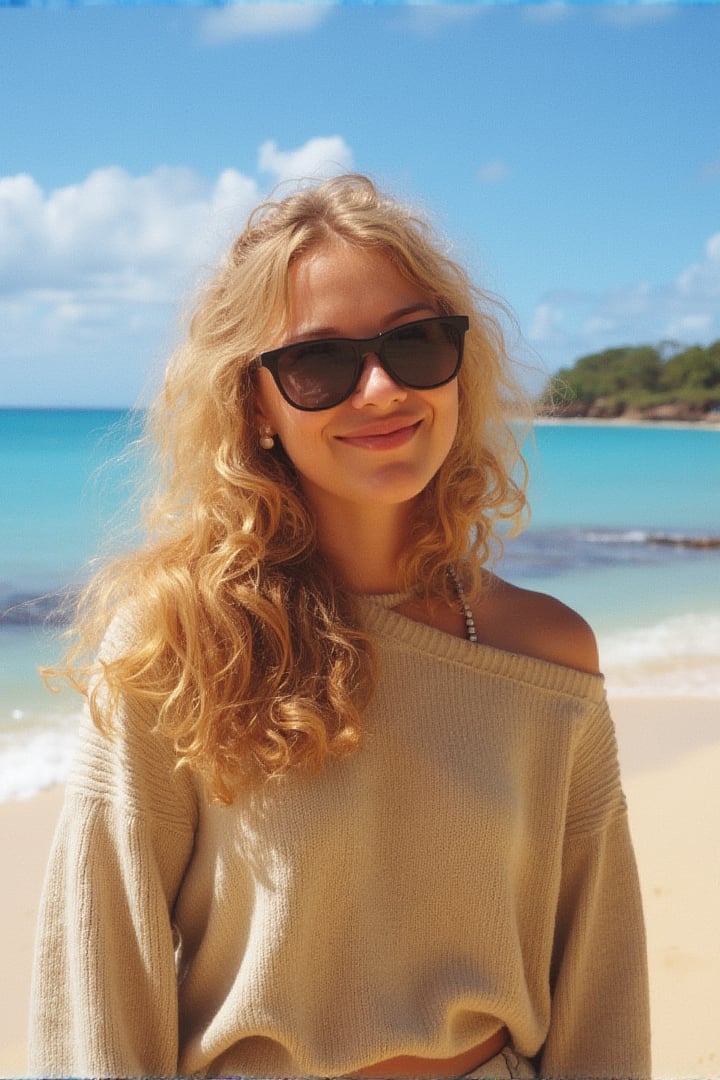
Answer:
[{"left": 49, "top": 174, "right": 530, "bottom": 803}]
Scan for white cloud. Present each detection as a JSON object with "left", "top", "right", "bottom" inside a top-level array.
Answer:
[
  {"left": 0, "top": 137, "right": 354, "bottom": 405},
  {"left": 528, "top": 232, "right": 720, "bottom": 369},
  {"left": 258, "top": 136, "right": 353, "bottom": 184},
  {"left": 0, "top": 135, "right": 354, "bottom": 303},
  {"left": 477, "top": 160, "right": 511, "bottom": 184},
  {"left": 522, "top": 3, "right": 574, "bottom": 24},
  {"left": 676, "top": 232, "right": 720, "bottom": 300},
  {"left": 597, "top": 3, "right": 678, "bottom": 28},
  {"left": 200, "top": 3, "right": 332, "bottom": 43},
  {"left": 528, "top": 303, "right": 565, "bottom": 343},
  {"left": 402, "top": 4, "right": 491, "bottom": 35},
  {"left": 664, "top": 313, "right": 714, "bottom": 339},
  {"left": 0, "top": 165, "right": 259, "bottom": 299},
  {"left": 522, "top": 2, "right": 678, "bottom": 28}
]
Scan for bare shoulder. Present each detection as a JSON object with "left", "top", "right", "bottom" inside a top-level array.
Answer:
[{"left": 472, "top": 573, "right": 601, "bottom": 676}]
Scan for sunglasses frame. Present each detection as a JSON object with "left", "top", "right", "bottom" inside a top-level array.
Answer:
[{"left": 254, "top": 314, "right": 470, "bottom": 412}]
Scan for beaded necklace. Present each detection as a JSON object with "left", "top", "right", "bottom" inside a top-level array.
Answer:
[
  {"left": 362, "top": 566, "right": 477, "bottom": 644},
  {"left": 447, "top": 564, "right": 478, "bottom": 644}
]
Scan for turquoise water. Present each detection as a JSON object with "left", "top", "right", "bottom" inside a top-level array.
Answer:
[
  {"left": 1, "top": 409, "right": 719, "bottom": 798},
  {"left": 506, "top": 422, "right": 720, "bottom": 634},
  {"left": 0, "top": 408, "right": 142, "bottom": 595},
  {"left": 524, "top": 422, "right": 719, "bottom": 532}
]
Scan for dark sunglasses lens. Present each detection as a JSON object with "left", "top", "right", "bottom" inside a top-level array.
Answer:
[
  {"left": 276, "top": 341, "right": 356, "bottom": 409},
  {"left": 270, "top": 317, "right": 464, "bottom": 409},
  {"left": 384, "top": 320, "right": 461, "bottom": 387}
]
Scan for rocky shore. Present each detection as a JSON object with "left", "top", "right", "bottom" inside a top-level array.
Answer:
[
  {"left": 648, "top": 534, "right": 720, "bottom": 549},
  {"left": 543, "top": 399, "right": 720, "bottom": 423}
]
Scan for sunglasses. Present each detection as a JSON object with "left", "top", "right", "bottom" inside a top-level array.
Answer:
[{"left": 255, "top": 314, "right": 469, "bottom": 412}]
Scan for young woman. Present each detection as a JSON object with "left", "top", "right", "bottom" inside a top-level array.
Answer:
[{"left": 29, "top": 174, "right": 650, "bottom": 1078}]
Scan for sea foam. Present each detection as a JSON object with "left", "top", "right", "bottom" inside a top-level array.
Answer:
[
  {"left": 0, "top": 711, "right": 81, "bottom": 801},
  {"left": 601, "top": 612, "right": 720, "bottom": 698}
]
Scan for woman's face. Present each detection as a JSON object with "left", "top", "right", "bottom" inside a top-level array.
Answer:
[{"left": 254, "top": 240, "right": 459, "bottom": 523}]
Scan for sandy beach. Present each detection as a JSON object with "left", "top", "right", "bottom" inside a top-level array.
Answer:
[
  {"left": 1, "top": 696, "right": 718, "bottom": 1079},
  {"left": 612, "top": 697, "right": 720, "bottom": 1079},
  {"left": 0, "top": 785, "right": 64, "bottom": 1078}
]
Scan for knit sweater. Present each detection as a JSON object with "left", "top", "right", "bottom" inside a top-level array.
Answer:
[{"left": 29, "top": 596, "right": 650, "bottom": 1078}]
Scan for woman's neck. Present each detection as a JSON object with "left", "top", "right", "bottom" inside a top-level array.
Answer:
[{"left": 312, "top": 499, "right": 414, "bottom": 595}]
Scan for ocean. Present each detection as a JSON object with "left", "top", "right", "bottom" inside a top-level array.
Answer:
[{"left": 1, "top": 409, "right": 719, "bottom": 800}]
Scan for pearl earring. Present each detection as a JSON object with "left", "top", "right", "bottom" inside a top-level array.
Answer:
[{"left": 259, "top": 426, "right": 275, "bottom": 451}]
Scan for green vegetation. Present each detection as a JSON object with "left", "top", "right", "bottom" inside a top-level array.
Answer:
[{"left": 541, "top": 340, "right": 720, "bottom": 419}]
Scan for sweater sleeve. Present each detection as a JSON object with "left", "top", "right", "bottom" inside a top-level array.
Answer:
[
  {"left": 28, "top": 688, "right": 199, "bottom": 1078},
  {"left": 539, "top": 701, "right": 651, "bottom": 1079}
]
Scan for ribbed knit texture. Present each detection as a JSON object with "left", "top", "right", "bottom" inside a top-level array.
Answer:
[{"left": 28, "top": 600, "right": 650, "bottom": 1078}]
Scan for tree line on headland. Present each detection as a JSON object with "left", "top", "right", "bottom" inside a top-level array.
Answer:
[{"left": 539, "top": 339, "right": 720, "bottom": 422}]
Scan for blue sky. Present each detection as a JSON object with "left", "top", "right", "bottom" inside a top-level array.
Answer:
[{"left": 1, "top": 2, "right": 719, "bottom": 407}]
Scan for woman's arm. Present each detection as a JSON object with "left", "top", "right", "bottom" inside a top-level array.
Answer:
[
  {"left": 539, "top": 705, "right": 651, "bottom": 1078},
  {"left": 28, "top": 696, "right": 198, "bottom": 1078}
]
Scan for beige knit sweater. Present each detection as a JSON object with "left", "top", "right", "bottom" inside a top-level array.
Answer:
[{"left": 29, "top": 597, "right": 650, "bottom": 1078}]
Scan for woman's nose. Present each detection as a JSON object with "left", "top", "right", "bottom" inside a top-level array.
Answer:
[{"left": 351, "top": 352, "right": 407, "bottom": 407}]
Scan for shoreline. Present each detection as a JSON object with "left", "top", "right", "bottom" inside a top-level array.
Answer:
[
  {"left": 533, "top": 414, "right": 720, "bottom": 431},
  {"left": 2, "top": 696, "right": 719, "bottom": 1078}
]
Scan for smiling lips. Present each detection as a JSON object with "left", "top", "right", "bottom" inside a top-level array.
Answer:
[{"left": 335, "top": 419, "right": 423, "bottom": 451}]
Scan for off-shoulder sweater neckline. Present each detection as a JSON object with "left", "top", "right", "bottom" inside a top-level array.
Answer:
[{"left": 355, "top": 592, "right": 606, "bottom": 702}]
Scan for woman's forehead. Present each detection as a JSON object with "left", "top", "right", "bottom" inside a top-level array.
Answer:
[{"left": 281, "top": 241, "right": 434, "bottom": 342}]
